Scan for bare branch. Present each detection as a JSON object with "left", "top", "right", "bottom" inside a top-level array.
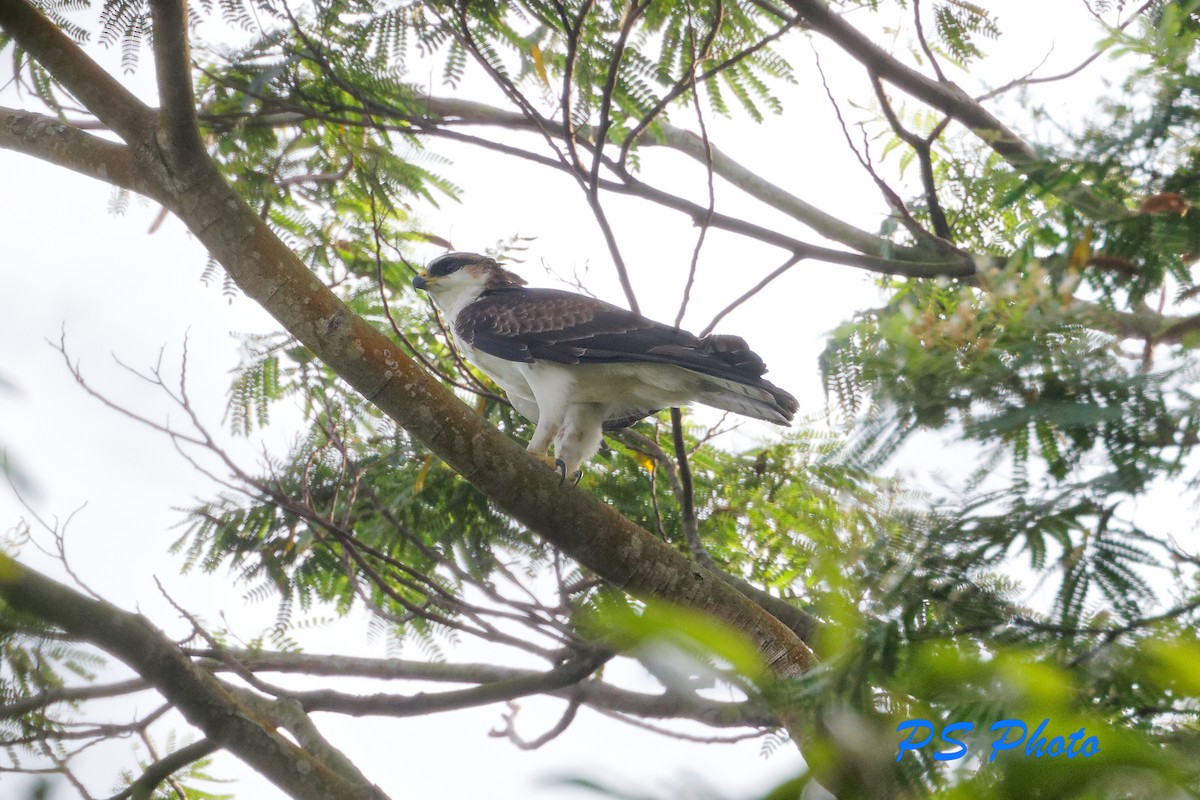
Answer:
[
  {"left": 779, "top": 0, "right": 1130, "bottom": 221},
  {"left": 663, "top": 411, "right": 816, "bottom": 643},
  {"left": 148, "top": 0, "right": 203, "bottom": 156},
  {"left": 109, "top": 739, "right": 218, "bottom": 800},
  {"left": 976, "top": 0, "right": 1156, "bottom": 103},
  {"left": 0, "top": 679, "right": 150, "bottom": 720},
  {"left": 870, "top": 75, "right": 952, "bottom": 240},
  {"left": 701, "top": 253, "right": 802, "bottom": 337},
  {"left": 670, "top": 408, "right": 704, "bottom": 564},
  {"left": 190, "top": 648, "right": 778, "bottom": 727},
  {"left": 0, "top": 108, "right": 157, "bottom": 198},
  {"left": 279, "top": 651, "right": 610, "bottom": 717},
  {"left": 422, "top": 95, "right": 928, "bottom": 262},
  {"left": 675, "top": 4, "right": 721, "bottom": 329},
  {"left": 814, "top": 49, "right": 939, "bottom": 246},
  {"left": 911, "top": 0, "right": 947, "bottom": 83},
  {"left": 201, "top": 90, "right": 972, "bottom": 276},
  {"left": 490, "top": 697, "right": 582, "bottom": 749},
  {"left": 593, "top": 707, "right": 771, "bottom": 743},
  {"left": 0, "top": 556, "right": 392, "bottom": 800},
  {"left": 0, "top": 1, "right": 155, "bottom": 143}
]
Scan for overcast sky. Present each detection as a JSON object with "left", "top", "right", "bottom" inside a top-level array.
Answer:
[{"left": 0, "top": 3, "right": 1140, "bottom": 798}]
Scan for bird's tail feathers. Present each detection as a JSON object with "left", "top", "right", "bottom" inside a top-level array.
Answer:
[{"left": 693, "top": 375, "right": 797, "bottom": 425}]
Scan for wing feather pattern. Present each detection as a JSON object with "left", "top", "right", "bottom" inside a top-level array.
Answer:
[{"left": 456, "top": 288, "right": 798, "bottom": 423}]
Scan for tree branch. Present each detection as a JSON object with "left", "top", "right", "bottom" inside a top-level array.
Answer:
[
  {"left": 421, "top": 95, "right": 937, "bottom": 262},
  {"left": 701, "top": 253, "right": 803, "bottom": 337},
  {"left": 0, "top": 556, "right": 390, "bottom": 800},
  {"left": 8, "top": 0, "right": 821, "bottom": 763},
  {"left": 148, "top": 0, "right": 204, "bottom": 156},
  {"left": 114, "top": 739, "right": 219, "bottom": 800},
  {"left": 199, "top": 91, "right": 974, "bottom": 276},
  {"left": 619, "top": 423, "right": 817, "bottom": 644},
  {"left": 870, "top": 75, "right": 952, "bottom": 240},
  {"left": 778, "top": 0, "right": 1130, "bottom": 222},
  {"left": 975, "top": 0, "right": 1156, "bottom": 103},
  {"left": 282, "top": 651, "right": 610, "bottom": 717},
  {"left": 191, "top": 648, "right": 778, "bottom": 728},
  {"left": 0, "top": 108, "right": 158, "bottom": 198},
  {"left": 228, "top": 688, "right": 385, "bottom": 791},
  {"left": 0, "top": 678, "right": 150, "bottom": 720},
  {"left": 0, "top": 1, "right": 155, "bottom": 144},
  {"left": 491, "top": 696, "right": 583, "bottom": 749}
]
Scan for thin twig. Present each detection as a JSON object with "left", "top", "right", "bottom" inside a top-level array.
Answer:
[
  {"left": 975, "top": 0, "right": 1156, "bottom": 102},
  {"left": 675, "top": 2, "right": 721, "bottom": 329},
  {"left": 701, "top": 254, "right": 801, "bottom": 337}
]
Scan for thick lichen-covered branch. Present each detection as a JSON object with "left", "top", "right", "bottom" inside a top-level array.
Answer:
[{"left": 0, "top": 556, "right": 391, "bottom": 800}]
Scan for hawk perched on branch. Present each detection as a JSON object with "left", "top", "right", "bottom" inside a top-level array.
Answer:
[{"left": 413, "top": 252, "right": 798, "bottom": 481}]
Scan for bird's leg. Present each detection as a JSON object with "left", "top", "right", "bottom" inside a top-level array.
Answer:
[
  {"left": 552, "top": 405, "right": 604, "bottom": 487},
  {"left": 526, "top": 420, "right": 563, "bottom": 473}
]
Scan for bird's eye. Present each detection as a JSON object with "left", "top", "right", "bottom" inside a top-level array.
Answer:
[{"left": 427, "top": 253, "right": 481, "bottom": 278}]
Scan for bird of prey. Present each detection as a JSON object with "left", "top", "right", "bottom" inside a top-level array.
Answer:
[{"left": 412, "top": 252, "right": 798, "bottom": 481}]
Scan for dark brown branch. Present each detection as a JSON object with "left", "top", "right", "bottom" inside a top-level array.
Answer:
[
  {"left": 554, "top": 0, "right": 595, "bottom": 173},
  {"left": 0, "top": 557, "right": 390, "bottom": 800},
  {"left": 490, "top": 696, "right": 583, "bottom": 749},
  {"left": 0, "top": 679, "right": 150, "bottom": 720},
  {"left": 281, "top": 651, "right": 610, "bottom": 717},
  {"left": 3, "top": 703, "right": 168, "bottom": 746},
  {"left": 609, "top": 174, "right": 974, "bottom": 277},
  {"left": 0, "top": 2, "right": 155, "bottom": 143},
  {"left": 35, "top": 741, "right": 93, "bottom": 800},
  {"left": 975, "top": 0, "right": 1156, "bottom": 103},
  {"left": 593, "top": 707, "right": 771, "bottom": 743},
  {"left": 701, "top": 254, "right": 802, "bottom": 337},
  {"left": 588, "top": 0, "right": 647, "bottom": 194},
  {"left": 148, "top": 0, "right": 204, "bottom": 156},
  {"left": 581, "top": 0, "right": 647, "bottom": 313},
  {"left": 778, "top": 0, "right": 1130, "bottom": 221},
  {"left": 670, "top": 408, "right": 703, "bottom": 563},
  {"left": 675, "top": 2, "right": 722, "bottom": 329},
  {"left": 621, "top": 422, "right": 817, "bottom": 645},
  {"left": 191, "top": 648, "right": 778, "bottom": 728},
  {"left": 112, "top": 739, "right": 219, "bottom": 800},
  {"left": 911, "top": 0, "right": 947, "bottom": 83},
  {"left": 870, "top": 75, "right": 952, "bottom": 240},
  {"left": 814, "top": 49, "right": 938, "bottom": 247}
]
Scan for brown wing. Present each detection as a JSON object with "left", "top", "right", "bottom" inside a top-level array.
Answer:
[{"left": 455, "top": 288, "right": 798, "bottom": 420}]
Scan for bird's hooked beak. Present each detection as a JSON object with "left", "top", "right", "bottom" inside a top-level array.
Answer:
[{"left": 412, "top": 273, "right": 432, "bottom": 291}]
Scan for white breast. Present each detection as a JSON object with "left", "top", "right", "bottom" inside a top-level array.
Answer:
[{"left": 454, "top": 334, "right": 542, "bottom": 423}]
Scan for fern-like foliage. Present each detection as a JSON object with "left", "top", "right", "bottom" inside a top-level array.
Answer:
[
  {"left": 0, "top": 593, "right": 106, "bottom": 755},
  {"left": 931, "top": 0, "right": 999, "bottom": 66}
]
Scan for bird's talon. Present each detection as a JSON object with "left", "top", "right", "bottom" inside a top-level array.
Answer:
[
  {"left": 571, "top": 470, "right": 583, "bottom": 486},
  {"left": 554, "top": 458, "right": 568, "bottom": 485}
]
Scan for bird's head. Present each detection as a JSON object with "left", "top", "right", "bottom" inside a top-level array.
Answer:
[{"left": 413, "top": 252, "right": 526, "bottom": 314}]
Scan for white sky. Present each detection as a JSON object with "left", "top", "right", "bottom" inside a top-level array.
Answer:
[{"left": 0, "top": 2, "right": 1149, "bottom": 799}]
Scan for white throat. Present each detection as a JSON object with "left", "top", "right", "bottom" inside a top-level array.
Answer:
[{"left": 429, "top": 280, "right": 488, "bottom": 321}]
